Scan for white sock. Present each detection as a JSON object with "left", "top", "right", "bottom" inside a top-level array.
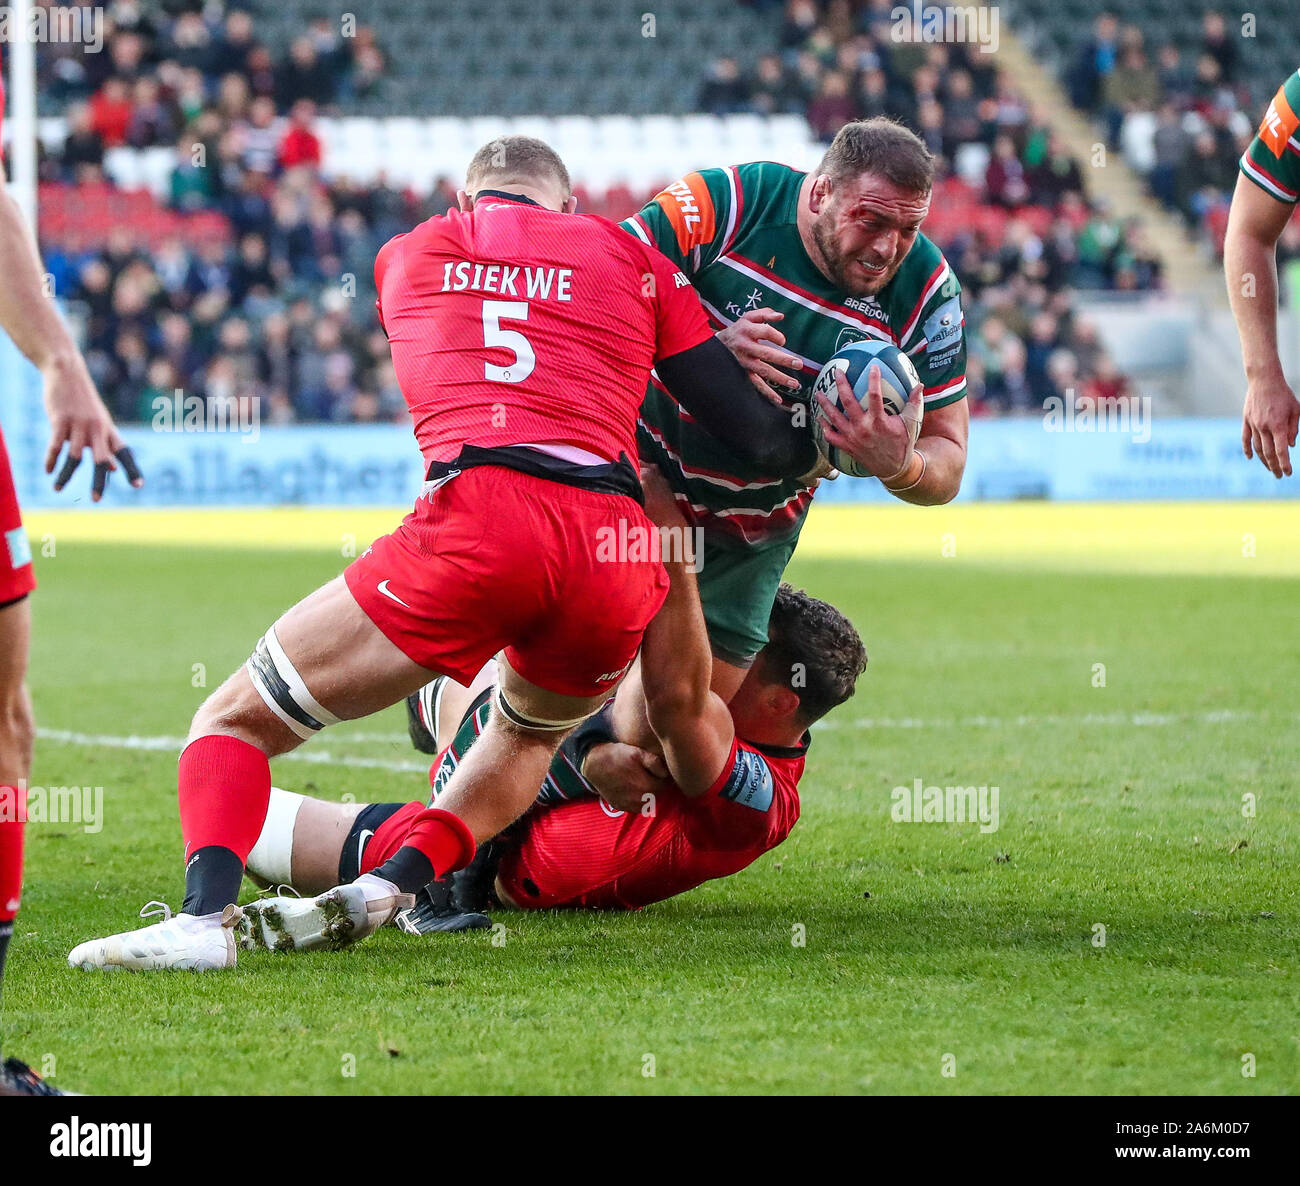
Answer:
[{"left": 245, "top": 787, "right": 304, "bottom": 887}]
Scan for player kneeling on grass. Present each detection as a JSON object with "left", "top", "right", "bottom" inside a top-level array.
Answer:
[
  {"left": 243, "top": 478, "right": 866, "bottom": 922},
  {"left": 68, "top": 137, "right": 821, "bottom": 973}
]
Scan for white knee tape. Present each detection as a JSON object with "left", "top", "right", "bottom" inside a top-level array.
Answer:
[{"left": 245, "top": 787, "right": 304, "bottom": 887}]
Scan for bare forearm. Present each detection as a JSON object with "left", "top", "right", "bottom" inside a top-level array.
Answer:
[
  {"left": 1225, "top": 229, "right": 1283, "bottom": 378},
  {"left": 642, "top": 558, "right": 712, "bottom": 728},
  {"left": 0, "top": 189, "right": 80, "bottom": 373},
  {"left": 887, "top": 432, "right": 965, "bottom": 505}
]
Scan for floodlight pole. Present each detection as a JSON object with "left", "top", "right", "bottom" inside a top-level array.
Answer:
[{"left": 8, "top": 0, "right": 38, "bottom": 235}]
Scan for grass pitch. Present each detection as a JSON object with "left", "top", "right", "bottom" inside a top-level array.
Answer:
[{"left": 4, "top": 501, "right": 1298, "bottom": 1095}]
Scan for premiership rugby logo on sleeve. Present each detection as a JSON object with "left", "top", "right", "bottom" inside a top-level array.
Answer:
[
  {"left": 1259, "top": 83, "right": 1299, "bottom": 158},
  {"left": 653, "top": 173, "right": 717, "bottom": 256},
  {"left": 719, "top": 747, "right": 775, "bottom": 813},
  {"left": 6, "top": 525, "right": 31, "bottom": 570}
]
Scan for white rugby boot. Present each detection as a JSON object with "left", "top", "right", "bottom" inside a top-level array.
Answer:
[
  {"left": 68, "top": 901, "right": 244, "bottom": 972},
  {"left": 240, "top": 873, "right": 414, "bottom": 953}
]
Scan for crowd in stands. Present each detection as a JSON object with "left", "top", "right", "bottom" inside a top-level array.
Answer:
[
  {"left": 35, "top": 0, "right": 1141, "bottom": 426},
  {"left": 1065, "top": 9, "right": 1261, "bottom": 255},
  {"left": 38, "top": 0, "right": 429, "bottom": 427},
  {"left": 706, "top": 0, "right": 1147, "bottom": 415}
]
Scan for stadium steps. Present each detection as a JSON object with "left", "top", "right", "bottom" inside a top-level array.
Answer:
[{"left": 994, "top": 18, "right": 1224, "bottom": 305}]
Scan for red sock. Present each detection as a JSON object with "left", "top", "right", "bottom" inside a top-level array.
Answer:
[
  {"left": 0, "top": 783, "right": 26, "bottom": 922},
  {"left": 178, "top": 736, "right": 271, "bottom": 864},
  {"left": 372, "top": 807, "right": 475, "bottom": 893}
]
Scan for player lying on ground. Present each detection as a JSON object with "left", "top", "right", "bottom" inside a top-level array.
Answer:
[
  {"left": 68, "top": 135, "right": 828, "bottom": 973},
  {"left": 242, "top": 481, "right": 865, "bottom": 922},
  {"left": 0, "top": 72, "right": 143, "bottom": 1094},
  {"left": 623, "top": 116, "right": 970, "bottom": 701}
]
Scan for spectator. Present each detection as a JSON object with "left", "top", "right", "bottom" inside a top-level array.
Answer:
[
  {"left": 1068, "top": 12, "right": 1120, "bottom": 113},
  {"left": 698, "top": 56, "right": 751, "bottom": 115},
  {"left": 276, "top": 37, "right": 335, "bottom": 109},
  {"left": 1200, "top": 11, "right": 1238, "bottom": 84},
  {"left": 1028, "top": 133, "right": 1085, "bottom": 207},
  {"left": 88, "top": 77, "right": 134, "bottom": 147},
  {"left": 279, "top": 100, "right": 323, "bottom": 173},
  {"left": 751, "top": 54, "right": 798, "bottom": 115},
  {"left": 1154, "top": 44, "right": 1192, "bottom": 108},
  {"left": 211, "top": 9, "right": 261, "bottom": 79},
  {"left": 807, "top": 71, "right": 856, "bottom": 141},
  {"left": 985, "top": 134, "right": 1030, "bottom": 208},
  {"left": 1149, "top": 104, "right": 1188, "bottom": 209},
  {"left": 126, "top": 77, "right": 178, "bottom": 148},
  {"left": 1103, "top": 43, "right": 1161, "bottom": 145},
  {"left": 61, "top": 103, "right": 105, "bottom": 177},
  {"left": 230, "top": 233, "right": 275, "bottom": 307}
]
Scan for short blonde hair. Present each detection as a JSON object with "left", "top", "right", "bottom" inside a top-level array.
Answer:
[{"left": 465, "top": 135, "right": 572, "bottom": 197}]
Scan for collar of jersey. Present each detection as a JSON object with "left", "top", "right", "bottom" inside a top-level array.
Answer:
[
  {"left": 743, "top": 731, "right": 811, "bottom": 760},
  {"left": 474, "top": 188, "right": 542, "bottom": 208}
]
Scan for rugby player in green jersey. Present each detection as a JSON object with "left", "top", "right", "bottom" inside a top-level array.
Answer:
[
  {"left": 618, "top": 116, "right": 969, "bottom": 700},
  {"left": 1227, "top": 68, "right": 1300, "bottom": 479}
]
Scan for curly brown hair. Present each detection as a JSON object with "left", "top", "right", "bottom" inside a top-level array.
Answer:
[{"left": 759, "top": 583, "right": 867, "bottom": 726}]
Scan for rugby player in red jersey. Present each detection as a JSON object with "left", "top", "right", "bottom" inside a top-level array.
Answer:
[
  {"left": 240, "top": 470, "right": 866, "bottom": 922},
  {"left": 0, "top": 70, "right": 143, "bottom": 1093},
  {"left": 69, "top": 136, "right": 820, "bottom": 972}
]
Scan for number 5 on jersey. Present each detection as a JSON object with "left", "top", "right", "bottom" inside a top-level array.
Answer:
[{"left": 482, "top": 300, "right": 535, "bottom": 384}]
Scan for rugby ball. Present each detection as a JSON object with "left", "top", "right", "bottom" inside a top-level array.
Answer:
[{"left": 809, "top": 340, "right": 921, "bottom": 478}]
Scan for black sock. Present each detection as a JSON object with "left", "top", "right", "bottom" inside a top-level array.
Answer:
[
  {"left": 0, "top": 921, "right": 11, "bottom": 1012},
  {"left": 372, "top": 846, "right": 435, "bottom": 895},
  {"left": 181, "top": 845, "right": 246, "bottom": 916}
]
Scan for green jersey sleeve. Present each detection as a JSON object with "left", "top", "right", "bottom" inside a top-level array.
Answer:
[
  {"left": 897, "top": 251, "right": 968, "bottom": 409},
  {"left": 620, "top": 167, "right": 737, "bottom": 276},
  {"left": 1240, "top": 69, "right": 1300, "bottom": 204}
]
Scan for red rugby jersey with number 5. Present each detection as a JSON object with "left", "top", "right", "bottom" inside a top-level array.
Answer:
[{"left": 374, "top": 193, "right": 713, "bottom": 467}]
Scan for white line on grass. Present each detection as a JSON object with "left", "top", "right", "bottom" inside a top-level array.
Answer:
[
  {"left": 36, "top": 728, "right": 429, "bottom": 774},
  {"left": 816, "top": 708, "right": 1287, "bottom": 731}
]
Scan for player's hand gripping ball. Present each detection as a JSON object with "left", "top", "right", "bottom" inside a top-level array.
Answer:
[{"left": 810, "top": 340, "right": 922, "bottom": 477}]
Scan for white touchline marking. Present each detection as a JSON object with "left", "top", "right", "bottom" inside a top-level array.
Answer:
[
  {"left": 36, "top": 728, "right": 429, "bottom": 774},
  {"left": 814, "top": 709, "right": 1288, "bottom": 731}
]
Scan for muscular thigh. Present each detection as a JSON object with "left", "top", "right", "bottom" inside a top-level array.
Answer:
[{"left": 192, "top": 576, "right": 441, "bottom": 754}]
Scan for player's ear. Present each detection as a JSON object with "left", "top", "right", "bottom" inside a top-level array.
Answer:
[
  {"left": 808, "top": 174, "right": 831, "bottom": 214},
  {"left": 563, "top": 193, "right": 578, "bottom": 215},
  {"left": 456, "top": 188, "right": 474, "bottom": 212},
  {"left": 769, "top": 684, "right": 802, "bottom": 724}
]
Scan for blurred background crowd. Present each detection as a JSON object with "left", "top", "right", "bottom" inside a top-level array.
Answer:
[{"left": 23, "top": 0, "right": 1228, "bottom": 424}]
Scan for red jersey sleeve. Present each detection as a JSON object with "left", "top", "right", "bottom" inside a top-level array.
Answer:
[
  {"left": 685, "top": 738, "right": 801, "bottom": 853},
  {"left": 373, "top": 231, "right": 409, "bottom": 335},
  {"left": 643, "top": 242, "right": 713, "bottom": 362}
]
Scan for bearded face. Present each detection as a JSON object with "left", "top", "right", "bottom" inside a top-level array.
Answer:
[{"left": 807, "top": 173, "right": 931, "bottom": 297}]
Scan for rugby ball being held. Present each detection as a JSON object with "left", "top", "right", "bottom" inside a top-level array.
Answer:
[{"left": 809, "top": 340, "right": 923, "bottom": 478}]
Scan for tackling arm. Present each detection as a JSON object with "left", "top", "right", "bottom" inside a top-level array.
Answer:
[
  {"left": 655, "top": 331, "right": 820, "bottom": 479},
  {"left": 637, "top": 467, "right": 737, "bottom": 797}
]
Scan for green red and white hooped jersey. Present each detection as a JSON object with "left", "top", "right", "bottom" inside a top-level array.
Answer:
[
  {"left": 1239, "top": 69, "right": 1300, "bottom": 204},
  {"left": 622, "top": 160, "right": 967, "bottom": 547}
]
